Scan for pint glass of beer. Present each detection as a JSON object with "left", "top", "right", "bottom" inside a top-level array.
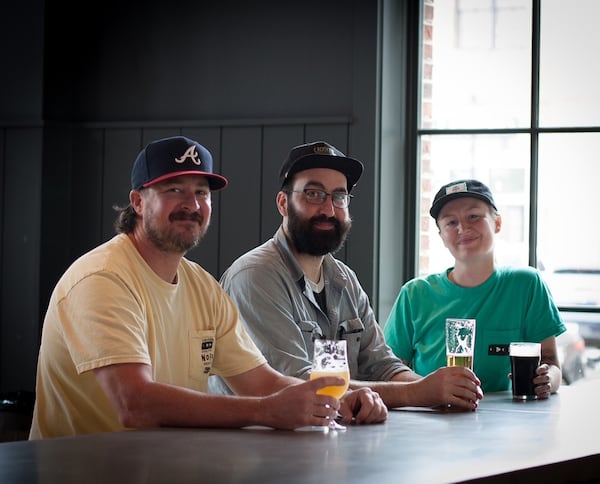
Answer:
[
  {"left": 509, "top": 342, "right": 541, "bottom": 400},
  {"left": 445, "top": 318, "right": 476, "bottom": 370}
]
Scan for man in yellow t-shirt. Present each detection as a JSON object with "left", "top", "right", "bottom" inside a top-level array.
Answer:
[{"left": 29, "top": 136, "right": 387, "bottom": 439}]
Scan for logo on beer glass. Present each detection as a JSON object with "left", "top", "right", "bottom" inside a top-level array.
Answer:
[{"left": 445, "top": 318, "right": 476, "bottom": 370}]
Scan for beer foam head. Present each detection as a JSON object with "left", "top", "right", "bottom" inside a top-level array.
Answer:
[{"left": 509, "top": 342, "right": 541, "bottom": 357}]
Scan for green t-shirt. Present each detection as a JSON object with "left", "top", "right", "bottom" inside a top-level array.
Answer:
[{"left": 383, "top": 266, "right": 566, "bottom": 393}]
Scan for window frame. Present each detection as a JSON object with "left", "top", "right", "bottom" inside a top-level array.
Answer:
[{"left": 376, "top": 0, "right": 600, "bottom": 323}]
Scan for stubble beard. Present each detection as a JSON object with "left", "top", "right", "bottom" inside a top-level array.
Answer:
[{"left": 144, "top": 210, "right": 208, "bottom": 254}]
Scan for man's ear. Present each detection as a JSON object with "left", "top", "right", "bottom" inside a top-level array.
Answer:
[
  {"left": 276, "top": 191, "right": 288, "bottom": 217},
  {"left": 495, "top": 213, "right": 502, "bottom": 233},
  {"left": 130, "top": 190, "right": 144, "bottom": 215}
]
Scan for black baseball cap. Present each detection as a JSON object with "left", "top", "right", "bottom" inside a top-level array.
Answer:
[
  {"left": 131, "top": 136, "right": 228, "bottom": 191},
  {"left": 430, "top": 179, "right": 497, "bottom": 219},
  {"left": 279, "top": 141, "right": 364, "bottom": 192}
]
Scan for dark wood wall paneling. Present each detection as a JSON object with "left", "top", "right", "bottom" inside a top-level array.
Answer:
[
  {"left": 1, "top": 128, "right": 44, "bottom": 392},
  {"left": 0, "top": 119, "right": 354, "bottom": 394},
  {"left": 69, "top": 121, "right": 352, "bottom": 278},
  {"left": 0, "top": 0, "right": 380, "bottom": 394}
]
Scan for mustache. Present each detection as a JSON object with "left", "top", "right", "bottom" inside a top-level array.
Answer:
[
  {"left": 170, "top": 211, "right": 203, "bottom": 224},
  {"left": 309, "top": 214, "right": 340, "bottom": 227}
]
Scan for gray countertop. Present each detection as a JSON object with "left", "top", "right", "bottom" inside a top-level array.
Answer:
[{"left": 1, "top": 379, "right": 599, "bottom": 484}]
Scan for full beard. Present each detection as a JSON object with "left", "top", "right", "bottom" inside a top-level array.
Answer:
[
  {"left": 287, "top": 202, "right": 351, "bottom": 256},
  {"left": 144, "top": 210, "right": 208, "bottom": 254}
]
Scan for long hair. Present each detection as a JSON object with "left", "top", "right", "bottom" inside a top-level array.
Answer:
[{"left": 113, "top": 204, "right": 138, "bottom": 234}]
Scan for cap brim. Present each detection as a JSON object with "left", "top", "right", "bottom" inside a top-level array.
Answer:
[
  {"left": 282, "top": 154, "right": 364, "bottom": 190},
  {"left": 430, "top": 192, "right": 495, "bottom": 219},
  {"left": 142, "top": 171, "right": 228, "bottom": 191}
]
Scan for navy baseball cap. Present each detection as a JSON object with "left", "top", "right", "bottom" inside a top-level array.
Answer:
[
  {"left": 131, "top": 136, "right": 228, "bottom": 191},
  {"left": 430, "top": 179, "right": 497, "bottom": 219},
  {"left": 279, "top": 141, "right": 364, "bottom": 192}
]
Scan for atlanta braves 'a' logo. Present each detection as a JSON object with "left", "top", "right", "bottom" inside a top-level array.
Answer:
[{"left": 175, "top": 146, "right": 201, "bottom": 165}]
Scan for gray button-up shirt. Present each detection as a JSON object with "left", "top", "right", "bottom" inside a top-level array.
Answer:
[{"left": 209, "top": 227, "right": 409, "bottom": 394}]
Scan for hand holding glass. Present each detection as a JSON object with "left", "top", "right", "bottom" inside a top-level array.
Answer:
[
  {"left": 445, "top": 318, "right": 476, "bottom": 370},
  {"left": 309, "top": 339, "right": 350, "bottom": 431}
]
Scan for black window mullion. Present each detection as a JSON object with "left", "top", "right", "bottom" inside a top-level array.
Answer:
[{"left": 529, "top": 0, "right": 541, "bottom": 268}]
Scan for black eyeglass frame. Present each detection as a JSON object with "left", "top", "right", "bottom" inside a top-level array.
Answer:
[{"left": 287, "top": 188, "right": 354, "bottom": 208}]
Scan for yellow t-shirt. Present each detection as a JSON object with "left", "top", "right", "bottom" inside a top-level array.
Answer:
[{"left": 29, "top": 234, "right": 266, "bottom": 439}]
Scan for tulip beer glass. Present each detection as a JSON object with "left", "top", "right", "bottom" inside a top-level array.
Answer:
[{"left": 310, "top": 338, "right": 350, "bottom": 431}]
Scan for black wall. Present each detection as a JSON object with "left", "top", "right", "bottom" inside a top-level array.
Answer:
[{"left": 0, "top": 0, "right": 381, "bottom": 394}]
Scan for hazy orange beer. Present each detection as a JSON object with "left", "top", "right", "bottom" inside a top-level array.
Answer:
[
  {"left": 310, "top": 369, "right": 350, "bottom": 399},
  {"left": 310, "top": 339, "right": 350, "bottom": 399}
]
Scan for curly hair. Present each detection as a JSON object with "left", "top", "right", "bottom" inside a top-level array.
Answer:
[{"left": 113, "top": 204, "right": 138, "bottom": 234}]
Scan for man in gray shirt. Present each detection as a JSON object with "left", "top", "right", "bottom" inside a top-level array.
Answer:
[{"left": 211, "top": 141, "right": 483, "bottom": 410}]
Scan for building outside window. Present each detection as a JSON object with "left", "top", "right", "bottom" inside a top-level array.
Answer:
[{"left": 417, "top": 0, "right": 600, "bottom": 349}]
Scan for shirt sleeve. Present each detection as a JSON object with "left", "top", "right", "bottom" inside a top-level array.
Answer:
[
  {"left": 209, "top": 288, "right": 268, "bottom": 378},
  {"left": 59, "top": 272, "right": 151, "bottom": 374},
  {"left": 345, "top": 270, "right": 412, "bottom": 381},
  {"left": 383, "top": 285, "right": 416, "bottom": 367},
  {"left": 522, "top": 269, "right": 567, "bottom": 341},
  {"left": 221, "top": 264, "right": 314, "bottom": 379}
]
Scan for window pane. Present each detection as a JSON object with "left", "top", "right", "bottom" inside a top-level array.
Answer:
[
  {"left": 418, "top": 134, "right": 530, "bottom": 276},
  {"left": 422, "top": 0, "right": 532, "bottom": 129},
  {"left": 537, "top": 133, "right": 600, "bottom": 309},
  {"left": 540, "top": 0, "right": 600, "bottom": 126}
]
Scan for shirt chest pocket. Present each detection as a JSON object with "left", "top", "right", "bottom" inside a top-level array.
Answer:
[
  {"left": 189, "top": 330, "right": 216, "bottom": 382},
  {"left": 339, "top": 319, "right": 364, "bottom": 377}
]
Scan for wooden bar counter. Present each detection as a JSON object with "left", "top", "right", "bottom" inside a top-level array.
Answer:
[{"left": 1, "top": 378, "right": 599, "bottom": 483}]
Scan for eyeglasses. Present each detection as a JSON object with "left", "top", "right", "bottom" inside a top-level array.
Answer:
[{"left": 289, "top": 189, "right": 353, "bottom": 208}]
